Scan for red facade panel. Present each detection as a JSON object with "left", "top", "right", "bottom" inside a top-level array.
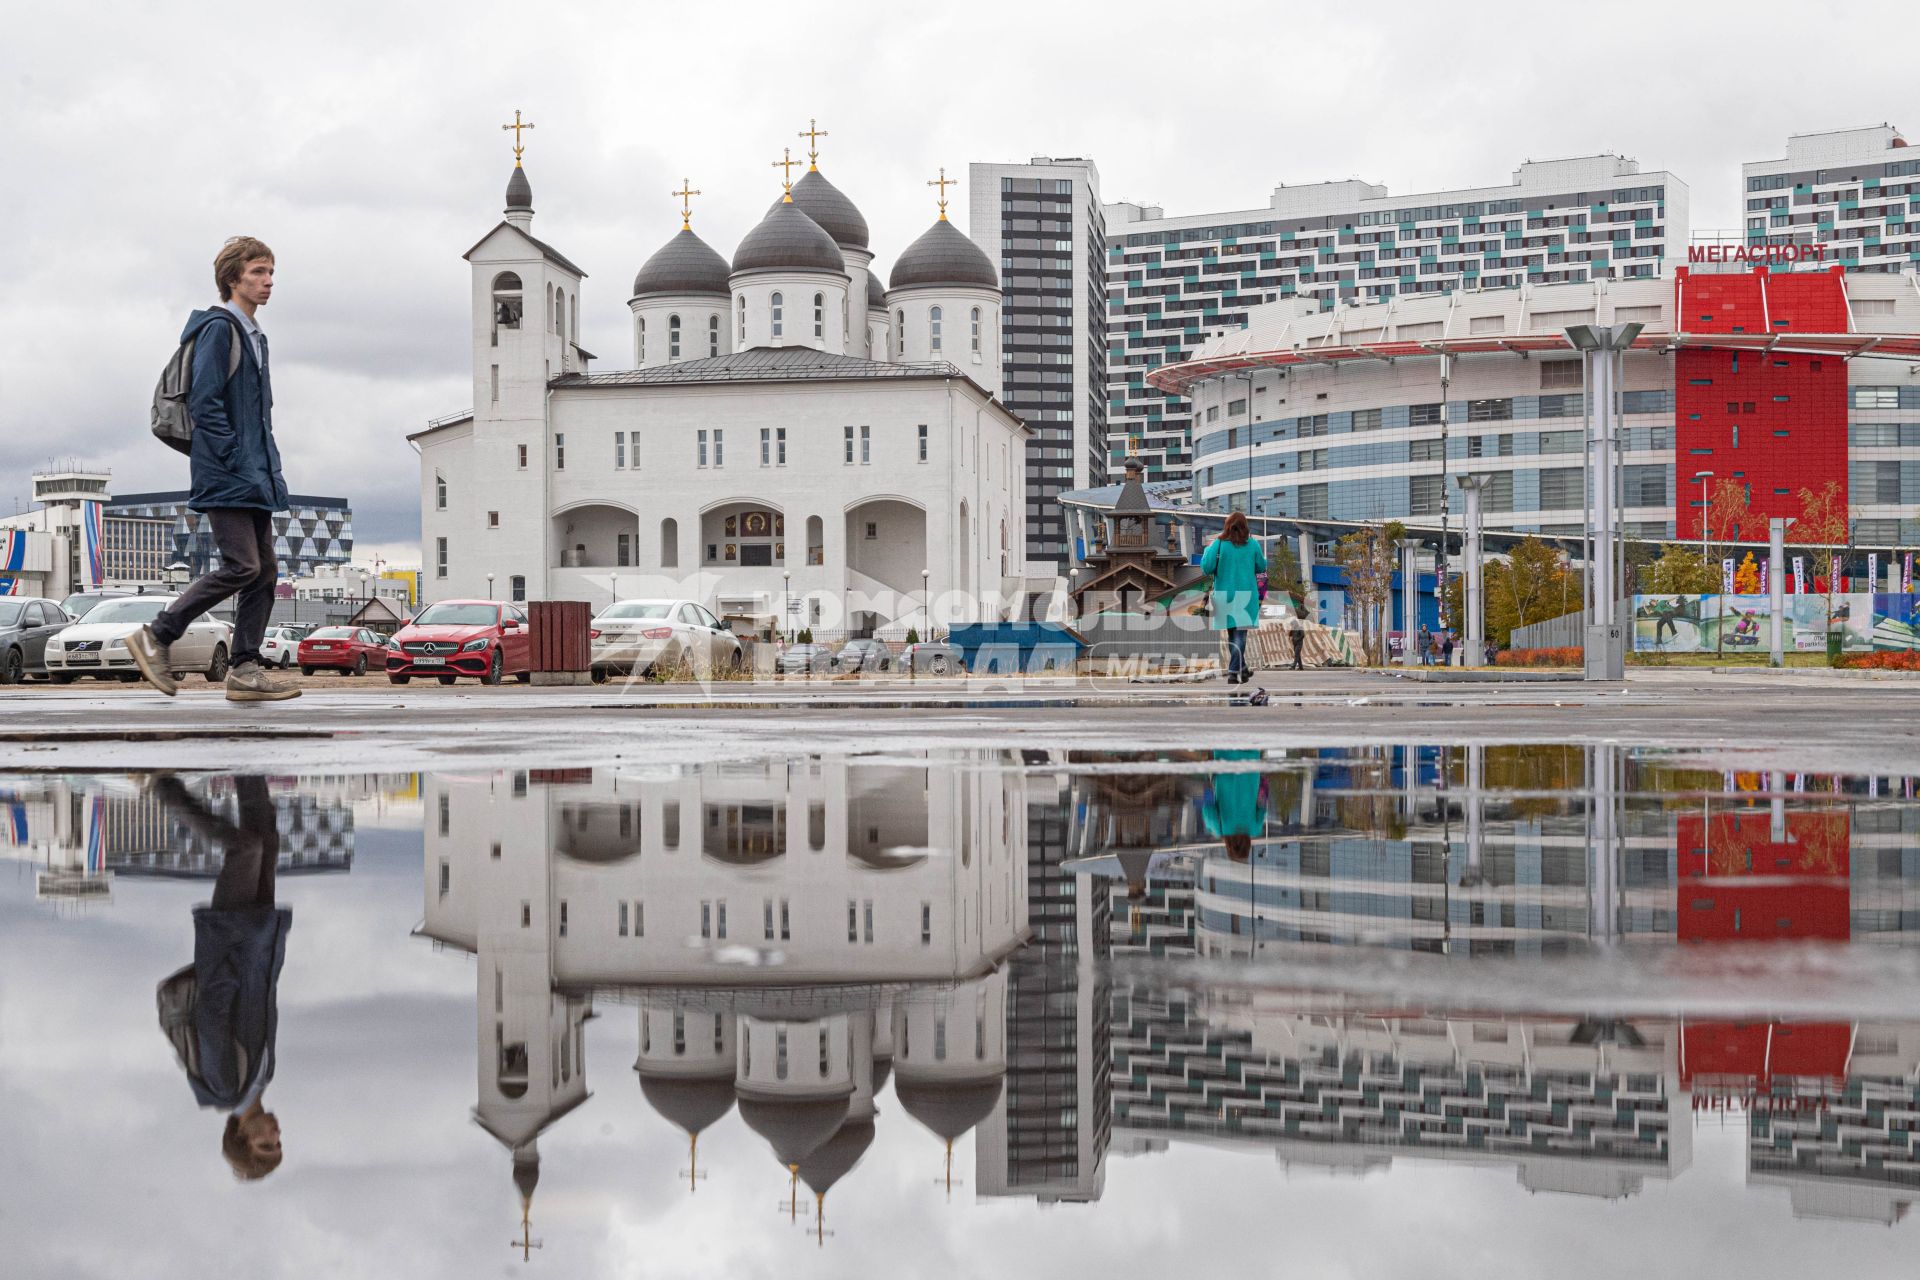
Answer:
[
  {"left": 1672, "top": 268, "right": 1851, "bottom": 540},
  {"left": 1674, "top": 809, "right": 1851, "bottom": 943}
]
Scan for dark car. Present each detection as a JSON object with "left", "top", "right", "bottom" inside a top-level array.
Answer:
[
  {"left": 0, "top": 597, "right": 73, "bottom": 683},
  {"left": 835, "top": 637, "right": 894, "bottom": 673},
  {"left": 900, "top": 641, "right": 963, "bottom": 675},
  {"left": 297, "top": 626, "right": 389, "bottom": 676},
  {"left": 775, "top": 643, "right": 836, "bottom": 675},
  {"left": 386, "top": 599, "right": 532, "bottom": 685}
]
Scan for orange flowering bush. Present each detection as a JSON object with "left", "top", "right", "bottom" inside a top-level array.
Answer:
[
  {"left": 1835, "top": 651, "right": 1920, "bottom": 671},
  {"left": 1495, "top": 647, "right": 1583, "bottom": 668}
]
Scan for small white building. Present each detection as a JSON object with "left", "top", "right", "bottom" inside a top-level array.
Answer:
[{"left": 415, "top": 145, "right": 1029, "bottom": 638}]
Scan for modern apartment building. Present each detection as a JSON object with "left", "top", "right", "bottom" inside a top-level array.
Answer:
[
  {"left": 969, "top": 157, "right": 1109, "bottom": 567},
  {"left": 109, "top": 491, "right": 354, "bottom": 579},
  {"left": 1106, "top": 155, "right": 1688, "bottom": 483},
  {"left": 1741, "top": 125, "right": 1919, "bottom": 273}
]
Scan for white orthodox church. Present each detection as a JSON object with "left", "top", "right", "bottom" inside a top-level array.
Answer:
[{"left": 413, "top": 129, "right": 1028, "bottom": 637}]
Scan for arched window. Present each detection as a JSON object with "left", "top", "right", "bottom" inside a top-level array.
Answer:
[
  {"left": 737, "top": 295, "right": 746, "bottom": 344},
  {"left": 637, "top": 316, "right": 646, "bottom": 364},
  {"left": 929, "top": 305, "right": 943, "bottom": 352},
  {"left": 660, "top": 517, "right": 678, "bottom": 568},
  {"left": 668, "top": 314, "right": 681, "bottom": 360},
  {"left": 813, "top": 292, "right": 824, "bottom": 339},
  {"left": 546, "top": 283, "right": 553, "bottom": 330},
  {"left": 970, "top": 306, "right": 981, "bottom": 354},
  {"left": 570, "top": 292, "right": 577, "bottom": 342},
  {"left": 770, "top": 291, "right": 784, "bottom": 338},
  {"left": 895, "top": 309, "right": 905, "bottom": 358},
  {"left": 490, "top": 273, "right": 523, "bottom": 345},
  {"left": 708, "top": 314, "right": 719, "bottom": 357}
]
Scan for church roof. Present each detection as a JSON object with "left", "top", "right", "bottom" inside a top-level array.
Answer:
[
  {"left": 738, "top": 1094, "right": 852, "bottom": 1168},
  {"left": 797, "top": 1119, "right": 876, "bottom": 1196},
  {"left": 633, "top": 228, "right": 730, "bottom": 298},
  {"left": 773, "top": 169, "right": 869, "bottom": 251},
  {"left": 732, "top": 200, "right": 846, "bottom": 276},
  {"left": 506, "top": 165, "right": 533, "bottom": 211},
  {"left": 1111, "top": 475, "right": 1154, "bottom": 514},
  {"left": 889, "top": 219, "right": 998, "bottom": 292},
  {"left": 555, "top": 345, "right": 968, "bottom": 388},
  {"left": 462, "top": 221, "right": 590, "bottom": 280}
]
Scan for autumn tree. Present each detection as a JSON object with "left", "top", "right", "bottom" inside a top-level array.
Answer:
[
  {"left": 1645, "top": 543, "right": 1720, "bottom": 594},
  {"left": 1792, "top": 478, "right": 1852, "bottom": 637},
  {"left": 1333, "top": 521, "right": 1405, "bottom": 664},
  {"left": 1442, "top": 536, "right": 1584, "bottom": 649}
]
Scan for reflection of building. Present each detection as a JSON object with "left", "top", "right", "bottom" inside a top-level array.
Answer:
[{"left": 418, "top": 753, "right": 1028, "bottom": 1244}]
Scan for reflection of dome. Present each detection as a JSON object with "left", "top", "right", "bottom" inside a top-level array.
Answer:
[
  {"left": 890, "top": 219, "right": 998, "bottom": 291},
  {"left": 797, "top": 1120, "right": 875, "bottom": 1196},
  {"left": 738, "top": 1095, "right": 852, "bottom": 1168},
  {"left": 506, "top": 166, "right": 533, "bottom": 211},
  {"left": 633, "top": 228, "right": 731, "bottom": 298},
  {"left": 848, "top": 847, "right": 927, "bottom": 871},
  {"left": 771, "top": 170, "right": 869, "bottom": 250},
  {"left": 554, "top": 801, "right": 639, "bottom": 863},
  {"left": 732, "top": 201, "right": 846, "bottom": 276},
  {"left": 895, "top": 1076, "right": 1004, "bottom": 1141},
  {"left": 512, "top": 1147, "right": 540, "bottom": 1201},
  {"left": 639, "top": 1074, "right": 737, "bottom": 1136}
]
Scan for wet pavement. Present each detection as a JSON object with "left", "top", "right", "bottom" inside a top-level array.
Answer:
[{"left": 4, "top": 745, "right": 1919, "bottom": 1277}]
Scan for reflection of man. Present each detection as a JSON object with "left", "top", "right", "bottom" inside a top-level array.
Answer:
[{"left": 153, "top": 775, "right": 291, "bottom": 1181}]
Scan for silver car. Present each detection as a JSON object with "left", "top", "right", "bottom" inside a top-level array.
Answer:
[
  {"left": 0, "top": 597, "right": 73, "bottom": 683},
  {"left": 43, "top": 596, "right": 232, "bottom": 684},
  {"left": 590, "top": 598, "right": 742, "bottom": 678}
]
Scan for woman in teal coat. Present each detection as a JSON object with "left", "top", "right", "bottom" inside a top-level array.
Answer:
[{"left": 1199, "top": 512, "right": 1268, "bottom": 683}]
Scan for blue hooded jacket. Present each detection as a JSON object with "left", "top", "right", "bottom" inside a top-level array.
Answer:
[{"left": 181, "top": 308, "right": 287, "bottom": 512}]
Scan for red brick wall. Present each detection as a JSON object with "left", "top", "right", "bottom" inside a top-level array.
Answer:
[{"left": 1672, "top": 268, "right": 1850, "bottom": 539}]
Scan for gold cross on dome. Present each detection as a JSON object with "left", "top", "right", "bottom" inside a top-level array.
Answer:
[
  {"left": 928, "top": 166, "right": 956, "bottom": 221},
  {"left": 501, "top": 109, "right": 535, "bottom": 167},
  {"left": 772, "top": 147, "right": 799, "bottom": 201},
  {"left": 799, "top": 118, "right": 828, "bottom": 170},
  {"left": 672, "top": 178, "right": 701, "bottom": 230}
]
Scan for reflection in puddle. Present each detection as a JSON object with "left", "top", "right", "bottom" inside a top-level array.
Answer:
[{"left": 4, "top": 746, "right": 1920, "bottom": 1271}]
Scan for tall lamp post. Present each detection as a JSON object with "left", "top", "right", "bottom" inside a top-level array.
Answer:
[
  {"left": 486, "top": 572, "right": 495, "bottom": 601},
  {"left": 782, "top": 569, "right": 792, "bottom": 643},
  {"left": 1693, "top": 470, "right": 1715, "bottom": 561},
  {"left": 920, "top": 568, "right": 931, "bottom": 635},
  {"left": 1565, "top": 322, "right": 1642, "bottom": 681}
]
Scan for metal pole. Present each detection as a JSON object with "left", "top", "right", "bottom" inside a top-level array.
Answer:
[
  {"left": 1244, "top": 372, "right": 1257, "bottom": 520},
  {"left": 1457, "top": 475, "right": 1486, "bottom": 667},
  {"left": 1438, "top": 353, "right": 1452, "bottom": 632},
  {"left": 1768, "top": 517, "right": 1790, "bottom": 668},
  {"left": 1581, "top": 352, "right": 1592, "bottom": 620}
]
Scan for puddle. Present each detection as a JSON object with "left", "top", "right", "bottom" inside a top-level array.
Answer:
[{"left": 4, "top": 746, "right": 1919, "bottom": 1276}]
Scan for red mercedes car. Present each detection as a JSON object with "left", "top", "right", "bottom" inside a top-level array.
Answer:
[
  {"left": 387, "top": 599, "right": 533, "bottom": 685},
  {"left": 297, "top": 626, "right": 389, "bottom": 676}
]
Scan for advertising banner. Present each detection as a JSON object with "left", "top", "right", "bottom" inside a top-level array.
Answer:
[
  {"left": 1869, "top": 553, "right": 1880, "bottom": 594},
  {"left": 1722, "top": 559, "right": 1736, "bottom": 594},
  {"left": 1793, "top": 556, "right": 1805, "bottom": 595},
  {"left": 0, "top": 530, "right": 25, "bottom": 596}
]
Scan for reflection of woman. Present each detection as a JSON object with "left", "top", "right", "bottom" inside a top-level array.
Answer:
[
  {"left": 1203, "top": 749, "right": 1269, "bottom": 861},
  {"left": 1200, "top": 513, "right": 1268, "bottom": 684},
  {"left": 153, "top": 775, "right": 291, "bottom": 1181}
]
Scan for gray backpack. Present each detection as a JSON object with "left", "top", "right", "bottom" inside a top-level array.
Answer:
[{"left": 151, "top": 315, "right": 243, "bottom": 455}]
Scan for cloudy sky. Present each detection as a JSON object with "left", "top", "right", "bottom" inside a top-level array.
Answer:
[{"left": 3, "top": 1, "right": 1913, "bottom": 566}]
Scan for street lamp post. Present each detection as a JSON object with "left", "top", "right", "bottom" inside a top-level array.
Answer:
[
  {"left": 1565, "top": 322, "right": 1642, "bottom": 680},
  {"left": 1694, "top": 470, "right": 1715, "bottom": 563},
  {"left": 486, "top": 572, "right": 495, "bottom": 601},
  {"left": 610, "top": 572, "right": 619, "bottom": 609},
  {"left": 782, "top": 570, "right": 792, "bottom": 644}
]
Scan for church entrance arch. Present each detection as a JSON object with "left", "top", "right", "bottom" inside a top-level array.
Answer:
[
  {"left": 700, "top": 501, "right": 786, "bottom": 568},
  {"left": 552, "top": 502, "right": 639, "bottom": 568}
]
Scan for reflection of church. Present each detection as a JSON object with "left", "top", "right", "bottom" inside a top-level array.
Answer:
[{"left": 417, "top": 753, "right": 1029, "bottom": 1243}]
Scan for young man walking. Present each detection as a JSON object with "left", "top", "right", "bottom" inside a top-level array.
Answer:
[{"left": 129, "top": 237, "right": 298, "bottom": 701}]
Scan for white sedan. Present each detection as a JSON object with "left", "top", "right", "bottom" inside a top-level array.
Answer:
[
  {"left": 260, "top": 626, "right": 302, "bottom": 668},
  {"left": 44, "top": 596, "right": 232, "bottom": 684},
  {"left": 590, "top": 598, "right": 743, "bottom": 678}
]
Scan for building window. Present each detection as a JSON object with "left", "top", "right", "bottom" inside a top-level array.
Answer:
[
  {"left": 435, "top": 474, "right": 446, "bottom": 510},
  {"left": 896, "top": 309, "right": 905, "bottom": 357},
  {"left": 638, "top": 317, "right": 645, "bottom": 363},
  {"left": 510, "top": 575, "right": 525, "bottom": 602},
  {"left": 844, "top": 425, "right": 855, "bottom": 463},
  {"left": 761, "top": 427, "right": 771, "bottom": 466},
  {"left": 970, "top": 307, "right": 981, "bottom": 354},
  {"left": 776, "top": 427, "right": 786, "bottom": 464},
  {"left": 709, "top": 314, "right": 720, "bottom": 357},
  {"left": 737, "top": 295, "right": 746, "bottom": 344},
  {"left": 617, "top": 532, "right": 631, "bottom": 566},
  {"left": 865, "top": 521, "right": 878, "bottom": 540},
  {"left": 771, "top": 291, "right": 784, "bottom": 338},
  {"left": 668, "top": 314, "right": 681, "bottom": 359},
  {"left": 487, "top": 511, "right": 499, "bottom": 529},
  {"left": 814, "top": 292, "right": 824, "bottom": 339},
  {"left": 697, "top": 430, "right": 708, "bottom": 467},
  {"left": 517, "top": 444, "right": 527, "bottom": 469},
  {"left": 555, "top": 433, "right": 565, "bottom": 470},
  {"left": 661, "top": 518, "right": 678, "bottom": 568},
  {"left": 435, "top": 537, "right": 447, "bottom": 578},
  {"left": 859, "top": 424, "right": 870, "bottom": 464},
  {"left": 930, "top": 305, "right": 943, "bottom": 352},
  {"left": 918, "top": 423, "right": 928, "bottom": 462},
  {"left": 713, "top": 428, "right": 723, "bottom": 467},
  {"left": 489, "top": 364, "right": 499, "bottom": 403},
  {"left": 615, "top": 431, "right": 626, "bottom": 469}
]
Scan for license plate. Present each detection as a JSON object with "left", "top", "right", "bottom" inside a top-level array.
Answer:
[
  {"left": 312, "top": 643, "right": 333, "bottom": 649},
  {"left": 66, "top": 656, "right": 99, "bottom": 665},
  {"left": 416, "top": 656, "right": 446, "bottom": 666}
]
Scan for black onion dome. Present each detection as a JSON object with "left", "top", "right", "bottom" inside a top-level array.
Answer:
[
  {"left": 506, "top": 166, "right": 533, "bottom": 211},
  {"left": 771, "top": 170, "right": 869, "bottom": 250},
  {"left": 633, "top": 228, "right": 731, "bottom": 297},
  {"left": 867, "top": 272, "right": 885, "bottom": 310},
  {"left": 889, "top": 219, "right": 998, "bottom": 291},
  {"left": 732, "top": 200, "right": 846, "bottom": 276}
]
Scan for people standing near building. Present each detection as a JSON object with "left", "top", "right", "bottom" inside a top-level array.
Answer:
[
  {"left": 1417, "top": 624, "right": 1432, "bottom": 666},
  {"left": 1441, "top": 631, "right": 1456, "bottom": 666},
  {"left": 129, "top": 237, "right": 298, "bottom": 702},
  {"left": 1200, "top": 513, "right": 1267, "bottom": 684},
  {"left": 1288, "top": 616, "right": 1306, "bottom": 671}
]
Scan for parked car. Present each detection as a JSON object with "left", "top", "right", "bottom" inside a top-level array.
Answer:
[
  {"left": 386, "top": 599, "right": 532, "bottom": 685},
  {"left": 261, "top": 626, "right": 302, "bottom": 668},
  {"left": 835, "top": 637, "right": 894, "bottom": 673},
  {"left": 43, "top": 595, "right": 230, "bottom": 683},
  {"left": 900, "top": 640, "right": 964, "bottom": 676},
  {"left": 59, "top": 589, "right": 133, "bottom": 621},
  {"left": 0, "top": 597, "right": 73, "bottom": 684},
  {"left": 589, "top": 598, "right": 743, "bottom": 678},
  {"left": 297, "top": 626, "right": 388, "bottom": 676},
  {"left": 776, "top": 643, "right": 836, "bottom": 675}
]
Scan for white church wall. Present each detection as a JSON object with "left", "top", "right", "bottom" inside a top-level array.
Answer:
[
  {"left": 731, "top": 271, "right": 850, "bottom": 352},
  {"left": 630, "top": 295, "right": 730, "bottom": 368}
]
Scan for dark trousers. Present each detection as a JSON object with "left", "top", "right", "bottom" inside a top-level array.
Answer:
[
  {"left": 154, "top": 509, "right": 277, "bottom": 666},
  {"left": 1225, "top": 627, "right": 1249, "bottom": 677}
]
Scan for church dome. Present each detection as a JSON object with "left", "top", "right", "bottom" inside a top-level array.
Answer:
[
  {"left": 771, "top": 170, "right": 869, "bottom": 251},
  {"left": 506, "top": 166, "right": 533, "bottom": 211},
  {"left": 732, "top": 200, "right": 846, "bottom": 276},
  {"left": 738, "top": 1094, "right": 852, "bottom": 1168},
  {"left": 867, "top": 272, "right": 886, "bottom": 310},
  {"left": 889, "top": 219, "right": 998, "bottom": 291},
  {"left": 895, "top": 1076, "right": 1004, "bottom": 1141},
  {"left": 633, "top": 228, "right": 731, "bottom": 298},
  {"left": 640, "top": 1074, "right": 737, "bottom": 1137},
  {"left": 797, "top": 1120, "right": 876, "bottom": 1196}
]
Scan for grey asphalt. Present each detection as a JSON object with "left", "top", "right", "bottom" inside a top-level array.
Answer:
[{"left": 4, "top": 665, "right": 1917, "bottom": 773}]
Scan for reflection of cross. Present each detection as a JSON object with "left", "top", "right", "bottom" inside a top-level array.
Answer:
[
  {"left": 672, "top": 178, "right": 701, "bottom": 231},
  {"left": 677, "top": 1133, "right": 708, "bottom": 1191},
  {"left": 501, "top": 109, "right": 535, "bottom": 166},
  {"left": 510, "top": 1211, "right": 543, "bottom": 1261},
  {"left": 772, "top": 147, "right": 799, "bottom": 201},
  {"left": 805, "top": 1193, "right": 834, "bottom": 1247},
  {"left": 928, "top": 167, "right": 956, "bottom": 221},
  {"left": 933, "top": 1138, "right": 967, "bottom": 1200},
  {"left": 799, "top": 118, "right": 829, "bottom": 170}
]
